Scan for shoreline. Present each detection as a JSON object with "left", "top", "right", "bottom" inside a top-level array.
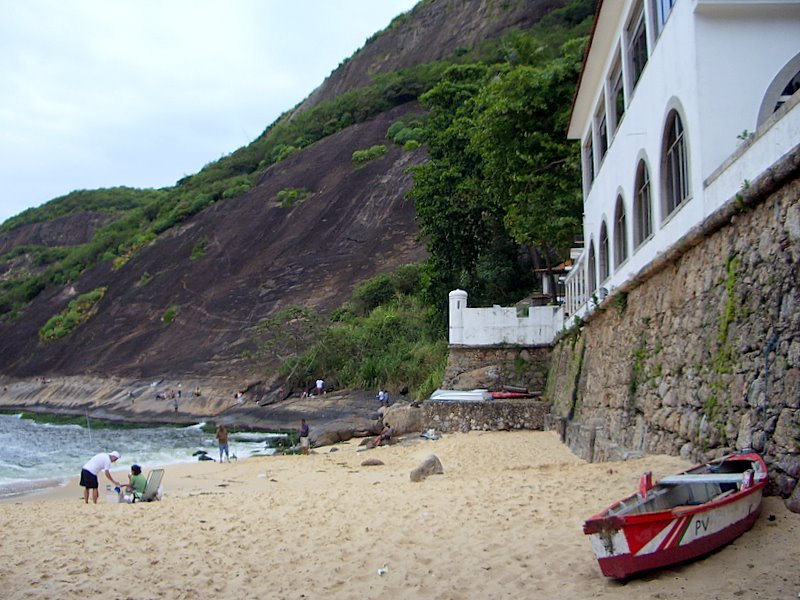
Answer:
[{"left": 1, "top": 430, "right": 798, "bottom": 599}]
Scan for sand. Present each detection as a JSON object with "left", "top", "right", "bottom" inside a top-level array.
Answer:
[{"left": 0, "top": 431, "right": 797, "bottom": 599}]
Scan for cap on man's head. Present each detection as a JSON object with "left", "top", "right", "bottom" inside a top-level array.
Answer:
[{"left": 110, "top": 451, "right": 121, "bottom": 459}]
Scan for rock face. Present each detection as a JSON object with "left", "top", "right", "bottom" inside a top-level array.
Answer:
[
  {"left": 545, "top": 151, "right": 800, "bottom": 511},
  {"left": 383, "top": 403, "right": 425, "bottom": 435}
]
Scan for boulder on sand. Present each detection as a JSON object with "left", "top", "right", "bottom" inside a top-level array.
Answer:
[{"left": 410, "top": 454, "right": 444, "bottom": 482}]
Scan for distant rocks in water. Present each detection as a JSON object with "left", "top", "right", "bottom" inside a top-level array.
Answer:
[{"left": 410, "top": 454, "right": 444, "bottom": 482}]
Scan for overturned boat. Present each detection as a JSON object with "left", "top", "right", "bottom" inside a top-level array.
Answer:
[
  {"left": 583, "top": 451, "right": 767, "bottom": 579},
  {"left": 429, "top": 389, "right": 491, "bottom": 402}
]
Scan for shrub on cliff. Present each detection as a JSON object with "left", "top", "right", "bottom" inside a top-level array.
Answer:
[
  {"left": 352, "top": 145, "right": 388, "bottom": 168},
  {"left": 39, "top": 287, "right": 107, "bottom": 343}
]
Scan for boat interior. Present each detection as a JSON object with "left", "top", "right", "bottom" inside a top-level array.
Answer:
[{"left": 608, "top": 460, "right": 757, "bottom": 516}]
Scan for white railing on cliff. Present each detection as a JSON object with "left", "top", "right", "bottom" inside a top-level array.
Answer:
[{"left": 448, "top": 289, "right": 564, "bottom": 346}]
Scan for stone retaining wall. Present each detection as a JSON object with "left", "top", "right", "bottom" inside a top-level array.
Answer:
[
  {"left": 423, "top": 399, "right": 551, "bottom": 433},
  {"left": 545, "top": 150, "right": 800, "bottom": 511},
  {"left": 443, "top": 345, "right": 551, "bottom": 392}
]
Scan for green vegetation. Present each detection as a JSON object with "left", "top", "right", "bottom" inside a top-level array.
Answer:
[
  {"left": 252, "top": 264, "right": 447, "bottom": 399},
  {"left": 0, "top": 187, "right": 163, "bottom": 233},
  {"left": 0, "top": 244, "right": 70, "bottom": 268},
  {"left": 386, "top": 115, "right": 426, "bottom": 146},
  {"left": 190, "top": 238, "right": 208, "bottom": 260},
  {"left": 136, "top": 271, "right": 154, "bottom": 287},
  {"left": 39, "top": 287, "right": 107, "bottom": 343},
  {"left": 276, "top": 188, "right": 312, "bottom": 207},
  {"left": 0, "top": 410, "right": 167, "bottom": 429},
  {"left": 162, "top": 305, "right": 179, "bottom": 325},
  {"left": 612, "top": 291, "right": 628, "bottom": 317},
  {"left": 701, "top": 255, "right": 742, "bottom": 440},
  {"left": 352, "top": 144, "right": 388, "bottom": 168},
  {"left": 717, "top": 255, "right": 740, "bottom": 346}
]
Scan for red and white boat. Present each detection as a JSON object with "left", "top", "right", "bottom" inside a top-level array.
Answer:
[{"left": 583, "top": 451, "right": 767, "bottom": 579}]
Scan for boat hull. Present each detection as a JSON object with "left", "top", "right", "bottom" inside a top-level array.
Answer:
[{"left": 588, "top": 489, "right": 763, "bottom": 578}]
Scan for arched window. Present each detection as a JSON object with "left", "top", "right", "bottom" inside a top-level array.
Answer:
[
  {"left": 633, "top": 160, "right": 652, "bottom": 248},
  {"left": 613, "top": 196, "right": 628, "bottom": 268},
  {"left": 758, "top": 52, "right": 800, "bottom": 126},
  {"left": 599, "top": 222, "right": 610, "bottom": 282},
  {"left": 663, "top": 110, "right": 690, "bottom": 218},
  {"left": 587, "top": 241, "right": 597, "bottom": 295}
]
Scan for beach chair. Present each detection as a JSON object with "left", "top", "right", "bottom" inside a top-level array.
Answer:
[{"left": 137, "top": 468, "right": 164, "bottom": 502}]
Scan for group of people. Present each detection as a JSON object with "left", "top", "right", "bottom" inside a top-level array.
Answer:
[{"left": 79, "top": 451, "right": 147, "bottom": 504}]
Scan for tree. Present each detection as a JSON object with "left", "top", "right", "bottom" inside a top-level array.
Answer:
[
  {"left": 411, "top": 64, "right": 534, "bottom": 309},
  {"left": 470, "top": 38, "right": 585, "bottom": 261}
]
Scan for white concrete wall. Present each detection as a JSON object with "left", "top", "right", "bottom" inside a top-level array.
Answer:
[{"left": 448, "top": 290, "right": 563, "bottom": 346}]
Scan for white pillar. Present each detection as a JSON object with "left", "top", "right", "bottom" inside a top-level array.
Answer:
[{"left": 448, "top": 289, "right": 468, "bottom": 345}]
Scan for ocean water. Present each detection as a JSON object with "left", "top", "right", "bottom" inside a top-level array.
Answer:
[{"left": 0, "top": 413, "right": 285, "bottom": 498}]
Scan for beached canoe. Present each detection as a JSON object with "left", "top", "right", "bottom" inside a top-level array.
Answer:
[
  {"left": 583, "top": 451, "right": 767, "bottom": 579},
  {"left": 429, "top": 389, "right": 491, "bottom": 402}
]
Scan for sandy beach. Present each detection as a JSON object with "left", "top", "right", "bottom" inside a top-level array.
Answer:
[{"left": 1, "top": 431, "right": 797, "bottom": 599}]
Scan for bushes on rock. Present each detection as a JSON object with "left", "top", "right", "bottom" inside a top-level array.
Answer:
[
  {"left": 276, "top": 188, "right": 312, "bottom": 208},
  {"left": 39, "top": 287, "right": 107, "bottom": 343},
  {"left": 352, "top": 145, "right": 388, "bottom": 168}
]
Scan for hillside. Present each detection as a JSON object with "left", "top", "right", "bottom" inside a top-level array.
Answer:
[
  {"left": 0, "top": 0, "right": 592, "bottom": 425},
  {"left": 0, "top": 104, "right": 425, "bottom": 379}
]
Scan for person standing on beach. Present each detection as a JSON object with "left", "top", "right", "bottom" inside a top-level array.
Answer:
[
  {"left": 80, "top": 451, "right": 122, "bottom": 504},
  {"left": 315, "top": 378, "right": 324, "bottom": 396},
  {"left": 299, "top": 418, "right": 310, "bottom": 455},
  {"left": 216, "top": 424, "right": 229, "bottom": 462}
]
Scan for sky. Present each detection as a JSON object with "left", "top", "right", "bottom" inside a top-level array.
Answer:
[{"left": 0, "top": 0, "right": 419, "bottom": 224}]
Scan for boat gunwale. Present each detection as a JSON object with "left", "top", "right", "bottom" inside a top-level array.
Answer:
[{"left": 583, "top": 452, "right": 767, "bottom": 533}]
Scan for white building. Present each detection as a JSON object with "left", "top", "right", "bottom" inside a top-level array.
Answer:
[{"left": 564, "top": 0, "right": 800, "bottom": 320}]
